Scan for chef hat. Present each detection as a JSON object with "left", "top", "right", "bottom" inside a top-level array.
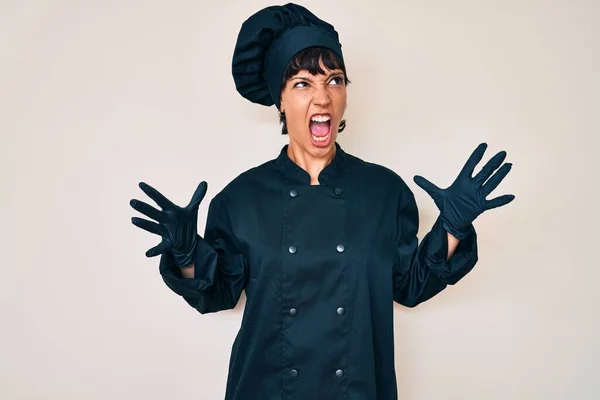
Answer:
[{"left": 231, "top": 3, "right": 345, "bottom": 109}]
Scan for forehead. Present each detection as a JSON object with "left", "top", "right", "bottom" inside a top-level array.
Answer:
[{"left": 290, "top": 67, "right": 344, "bottom": 78}]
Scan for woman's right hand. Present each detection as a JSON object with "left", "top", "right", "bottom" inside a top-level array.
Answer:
[{"left": 130, "top": 181, "right": 208, "bottom": 267}]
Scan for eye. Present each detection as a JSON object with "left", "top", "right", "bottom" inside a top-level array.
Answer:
[
  {"left": 329, "top": 76, "right": 344, "bottom": 85},
  {"left": 293, "top": 80, "right": 309, "bottom": 88}
]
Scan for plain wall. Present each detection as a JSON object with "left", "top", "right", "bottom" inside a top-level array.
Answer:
[{"left": 2, "top": 0, "right": 598, "bottom": 399}]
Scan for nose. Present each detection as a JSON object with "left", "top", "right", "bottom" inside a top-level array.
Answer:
[{"left": 312, "top": 84, "right": 331, "bottom": 107}]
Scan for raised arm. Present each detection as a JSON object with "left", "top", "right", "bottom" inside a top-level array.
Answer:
[
  {"left": 130, "top": 181, "right": 247, "bottom": 313},
  {"left": 392, "top": 186, "right": 478, "bottom": 307}
]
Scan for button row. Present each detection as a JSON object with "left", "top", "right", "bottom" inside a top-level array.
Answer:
[
  {"left": 287, "top": 307, "right": 344, "bottom": 316},
  {"left": 288, "top": 244, "right": 345, "bottom": 254},
  {"left": 288, "top": 368, "right": 345, "bottom": 378},
  {"left": 285, "top": 186, "right": 345, "bottom": 382},
  {"left": 288, "top": 188, "right": 344, "bottom": 197}
]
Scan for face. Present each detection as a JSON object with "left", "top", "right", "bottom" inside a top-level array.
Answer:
[{"left": 279, "top": 60, "right": 347, "bottom": 158}]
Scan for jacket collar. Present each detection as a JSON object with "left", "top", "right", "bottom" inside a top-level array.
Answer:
[{"left": 275, "top": 141, "right": 349, "bottom": 185}]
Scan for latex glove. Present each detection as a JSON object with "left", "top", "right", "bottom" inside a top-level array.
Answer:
[
  {"left": 413, "top": 143, "right": 514, "bottom": 239},
  {"left": 130, "top": 181, "right": 208, "bottom": 267}
]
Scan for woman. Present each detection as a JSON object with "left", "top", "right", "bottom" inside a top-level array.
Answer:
[{"left": 129, "top": 4, "right": 514, "bottom": 399}]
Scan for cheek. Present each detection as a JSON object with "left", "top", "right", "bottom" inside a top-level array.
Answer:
[
  {"left": 333, "top": 90, "right": 347, "bottom": 111},
  {"left": 341, "top": 91, "right": 348, "bottom": 106},
  {"left": 287, "top": 99, "right": 310, "bottom": 128},
  {"left": 288, "top": 110, "right": 307, "bottom": 134}
]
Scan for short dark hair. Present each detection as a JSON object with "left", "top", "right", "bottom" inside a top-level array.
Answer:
[{"left": 279, "top": 46, "right": 350, "bottom": 135}]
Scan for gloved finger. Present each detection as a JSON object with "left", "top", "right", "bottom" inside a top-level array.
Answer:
[
  {"left": 481, "top": 163, "right": 512, "bottom": 196},
  {"left": 413, "top": 175, "right": 441, "bottom": 196},
  {"left": 130, "top": 199, "right": 166, "bottom": 223},
  {"left": 485, "top": 194, "right": 515, "bottom": 210},
  {"left": 146, "top": 239, "right": 172, "bottom": 257},
  {"left": 188, "top": 181, "right": 208, "bottom": 210},
  {"left": 131, "top": 217, "right": 166, "bottom": 236},
  {"left": 138, "top": 182, "right": 176, "bottom": 210},
  {"left": 474, "top": 150, "right": 507, "bottom": 185},
  {"left": 458, "top": 143, "right": 487, "bottom": 179}
]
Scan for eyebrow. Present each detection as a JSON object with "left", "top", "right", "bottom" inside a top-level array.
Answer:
[{"left": 291, "top": 72, "right": 344, "bottom": 81}]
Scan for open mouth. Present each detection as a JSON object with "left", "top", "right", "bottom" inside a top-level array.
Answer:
[{"left": 309, "top": 114, "right": 331, "bottom": 144}]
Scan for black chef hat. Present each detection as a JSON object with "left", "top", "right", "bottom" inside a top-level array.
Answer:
[{"left": 232, "top": 3, "right": 344, "bottom": 109}]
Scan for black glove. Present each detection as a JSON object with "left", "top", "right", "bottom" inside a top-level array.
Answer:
[
  {"left": 130, "top": 181, "right": 208, "bottom": 267},
  {"left": 413, "top": 143, "right": 514, "bottom": 239}
]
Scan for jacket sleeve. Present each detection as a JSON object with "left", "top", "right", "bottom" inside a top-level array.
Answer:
[
  {"left": 393, "top": 185, "right": 478, "bottom": 307},
  {"left": 158, "top": 197, "right": 248, "bottom": 314}
]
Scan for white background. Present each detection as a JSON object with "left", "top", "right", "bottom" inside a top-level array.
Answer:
[{"left": 2, "top": 0, "right": 598, "bottom": 398}]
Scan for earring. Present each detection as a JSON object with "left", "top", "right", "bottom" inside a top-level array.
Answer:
[{"left": 338, "top": 119, "right": 346, "bottom": 132}]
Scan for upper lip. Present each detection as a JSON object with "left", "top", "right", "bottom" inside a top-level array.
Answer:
[{"left": 309, "top": 113, "right": 332, "bottom": 121}]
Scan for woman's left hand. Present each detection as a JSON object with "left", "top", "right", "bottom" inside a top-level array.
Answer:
[{"left": 413, "top": 143, "right": 515, "bottom": 239}]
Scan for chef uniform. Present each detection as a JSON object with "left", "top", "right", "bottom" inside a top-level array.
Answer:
[{"left": 158, "top": 3, "right": 479, "bottom": 399}]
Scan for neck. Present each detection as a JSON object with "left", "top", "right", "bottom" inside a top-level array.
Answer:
[{"left": 287, "top": 140, "right": 336, "bottom": 185}]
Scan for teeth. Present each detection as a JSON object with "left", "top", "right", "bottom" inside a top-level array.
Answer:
[
  {"left": 311, "top": 115, "right": 331, "bottom": 123},
  {"left": 312, "top": 134, "right": 329, "bottom": 142}
]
